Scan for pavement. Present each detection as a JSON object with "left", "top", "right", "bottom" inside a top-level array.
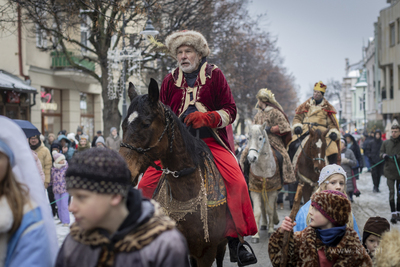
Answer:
[{"left": 55, "top": 169, "right": 400, "bottom": 266}]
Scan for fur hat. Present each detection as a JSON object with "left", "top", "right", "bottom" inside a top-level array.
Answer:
[
  {"left": 67, "top": 133, "right": 78, "bottom": 143},
  {"left": 255, "top": 88, "right": 284, "bottom": 112},
  {"left": 374, "top": 229, "right": 400, "bottom": 267},
  {"left": 165, "top": 30, "right": 210, "bottom": 59},
  {"left": 79, "top": 134, "right": 89, "bottom": 141},
  {"left": 311, "top": 190, "right": 351, "bottom": 226},
  {"left": 52, "top": 150, "right": 66, "bottom": 164},
  {"left": 314, "top": 81, "right": 327, "bottom": 93},
  {"left": 318, "top": 164, "right": 347, "bottom": 186},
  {"left": 65, "top": 148, "right": 131, "bottom": 196}
]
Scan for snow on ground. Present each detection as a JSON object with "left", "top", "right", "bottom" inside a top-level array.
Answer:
[{"left": 54, "top": 212, "right": 75, "bottom": 246}]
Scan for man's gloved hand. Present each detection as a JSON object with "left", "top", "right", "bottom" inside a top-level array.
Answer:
[
  {"left": 294, "top": 127, "right": 302, "bottom": 135},
  {"left": 265, "top": 126, "right": 271, "bottom": 133},
  {"left": 265, "top": 125, "right": 280, "bottom": 134},
  {"left": 184, "top": 111, "right": 221, "bottom": 129},
  {"left": 383, "top": 154, "right": 391, "bottom": 161},
  {"left": 329, "top": 132, "right": 337, "bottom": 141}
]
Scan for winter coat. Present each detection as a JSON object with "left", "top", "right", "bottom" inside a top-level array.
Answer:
[
  {"left": 57, "top": 135, "right": 75, "bottom": 161},
  {"left": 344, "top": 134, "right": 363, "bottom": 169},
  {"left": 55, "top": 192, "right": 189, "bottom": 267},
  {"left": 3, "top": 200, "right": 53, "bottom": 267},
  {"left": 341, "top": 148, "right": 357, "bottom": 192},
  {"left": 380, "top": 136, "right": 400, "bottom": 180},
  {"left": 160, "top": 63, "right": 236, "bottom": 153},
  {"left": 362, "top": 136, "right": 373, "bottom": 155},
  {"left": 367, "top": 134, "right": 383, "bottom": 164},
  {"left": 291, "top": 97, "right": 340, "bottom": 157},
  {"left": 293, "top": 200, "right": 360, "bottom": 239},
  {"left": 268, "top": 226, "right": 372, "bottom": 267},
  {"left": 50, "top": 162, "right": 68, "bottom": 195},
  {"left": 31, "top": 143, "right": 52, "bottom": 184},
  {"left": 32, "top": 151, "right": 45, "bottom": 184},
  {"left": 76, "top": 143, "right": 91, "bottom": 153},
  {"left": 252, "top": 106, "right": 296, "bottom": 184},
  {"left": 105, "top": 134, "right": 121, "bottom": 152}
]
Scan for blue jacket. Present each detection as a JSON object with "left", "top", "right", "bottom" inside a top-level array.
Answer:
[
  {"left": 57, "top": 135, "right": 75, "bottom": 161},
  {"left": 293, "top": 200, "right": 360, "bottom": 239},
  {"left": 5, "top": 207, "right": 53, "bottom": 267}
]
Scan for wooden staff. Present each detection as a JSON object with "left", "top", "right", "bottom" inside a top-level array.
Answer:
[{"left": 280, "top": 183, "right": 303, "bottom": 267}]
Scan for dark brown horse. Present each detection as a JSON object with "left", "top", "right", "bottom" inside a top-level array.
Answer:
[
  {"left": 294, "top": 127, "right": 328, "bottom": 202},
  {"left": 119, "top": 79, "right": 227, "bottom": 267}
]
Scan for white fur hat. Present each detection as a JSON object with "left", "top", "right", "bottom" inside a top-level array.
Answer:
[
  {"left": 318, "top": 164, "right": 347, "bottom": 185},
  {"left": 165, "top": 30, "right": 210, "bottom": 59}
]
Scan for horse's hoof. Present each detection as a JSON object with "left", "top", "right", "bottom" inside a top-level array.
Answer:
[
  {"left": 251, "top": 237, "right": 259, "bottom": 243},
  {"left": 260, "top": 225, "right": 267, "bottom": 230}
]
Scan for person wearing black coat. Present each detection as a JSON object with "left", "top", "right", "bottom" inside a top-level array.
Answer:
[
  {"left": 344, "top": 133, "right": 363, "bottom": 177},
  {"left": 362, "top": 131, "right": 375, "bottom": 171},
  {"left": 367, "top": 130, "right": 384, "bottom": 192}
]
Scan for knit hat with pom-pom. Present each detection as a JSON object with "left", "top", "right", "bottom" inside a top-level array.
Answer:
[
  {"left": 52, "top": 150, "right": 66, "bottom": 164},
  {"left": 65, "top": 148, "right": 131, "bottom": 196}
]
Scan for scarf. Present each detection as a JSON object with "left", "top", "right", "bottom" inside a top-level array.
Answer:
[
  {"left": 313, "top": 97, "right": 323, "bottom": 105},
  {"left": 316, "top": 225, "right": 347, "bottom": 247},
  {"left": 54, "top": 162, "right": 67, "bottom": 169}
]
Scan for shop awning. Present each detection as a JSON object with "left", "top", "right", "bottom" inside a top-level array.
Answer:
[{"left": 0, "top": 70, "right": 37, "bottom": 93}]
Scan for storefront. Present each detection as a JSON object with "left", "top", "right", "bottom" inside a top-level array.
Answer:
[
  {"left": 0, "top": 70, "right": 37, "bottom": 120},
  {"left": 41, "top": 87, "right": 62, "bottom": 136}
]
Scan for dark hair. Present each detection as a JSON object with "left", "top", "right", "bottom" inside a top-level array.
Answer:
[{"left": 391, "top": 124, "right": 400, "bottom": 130}]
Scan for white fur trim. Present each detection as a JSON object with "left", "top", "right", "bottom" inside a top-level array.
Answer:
[
  {"left": 216, "top": 110, "right": 229, "bottom": 128},
  {"left": 165, "top": 30, "right": 210, "bottom": 59}
]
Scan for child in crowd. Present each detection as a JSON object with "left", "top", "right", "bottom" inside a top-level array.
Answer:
[
  {"left": 51, "top": 151, "right": 70, "bottom": 227},
  {"left": 293, "top": 164, "right": 361, "bottom": 237},
  {"left": 268, "top": 190, "right": 372, "bottom": 266},
  {"left": 56, "top": 148, "right": 189, "bottom": 267},
  {"left": 77, "top": 134, "right": 91, "bottom": 152},
  {"left": 0, "top": 116, "right": 57, "bottom": 266},
  {"left": 362, "top": 216, "right": 390, "bottom": 260}
]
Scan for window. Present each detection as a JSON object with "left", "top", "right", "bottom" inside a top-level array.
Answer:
[
  {"left": 80, "top": 93, "right": 94, "bottom": 141},
  {"left": 390, "top": 22, "right": 395, "bottom": 47},
  {"left": 390, "top": 68, "right": 394, "bottom": 99},
  {"left": 398, "top": 19, "right": 400, "bottom": 44},
  {"left": 80, "top": 12, "right": 90, "bottom": 53},
  {"left": 359, "top": 97, "right": 363, "bottom": 111},
  {"left": 41, "top": 88, "right": 62, "bottom": 136},
  {"left": 36, "top": 24, "right": 47, "bottom": 48}
]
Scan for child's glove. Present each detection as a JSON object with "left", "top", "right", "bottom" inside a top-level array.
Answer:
[{"left": 184, "top": 111, "right": 221, "bottom": 129}]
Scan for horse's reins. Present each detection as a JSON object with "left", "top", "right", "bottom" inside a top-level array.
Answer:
[
  {"left": 120, "top": 103, "right": 196, "bottom": 178},
  {"left": 248, "top": 137, "right": 266, "bottom": 155}
]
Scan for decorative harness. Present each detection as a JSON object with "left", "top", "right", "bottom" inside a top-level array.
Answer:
[
  {"left": 297, "top": 123, "right": 326, "bottom": 163},
  {"left": 120, "top": 103, "right": 196, "bottom": 178}
]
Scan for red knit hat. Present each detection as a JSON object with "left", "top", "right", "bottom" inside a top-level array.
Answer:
[{"left": 311, "top": 190, "right": 351, "bottom": 226}]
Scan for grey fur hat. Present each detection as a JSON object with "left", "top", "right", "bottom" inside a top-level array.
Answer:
[{"left": 165, "top": 30, "right": 210, "bottom": 59}]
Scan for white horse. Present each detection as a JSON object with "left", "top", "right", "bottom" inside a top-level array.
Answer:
[{"left": 247, "top": 123, "right": 281, "bottom": 242}]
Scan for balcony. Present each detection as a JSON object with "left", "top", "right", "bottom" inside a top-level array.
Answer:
[{"left": 50, "top": 51, "right": 95, "bottom": 72}]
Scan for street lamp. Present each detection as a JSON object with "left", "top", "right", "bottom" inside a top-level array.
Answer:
[{"left": 140, "top": 1, "right": 159, "bottom": 37}]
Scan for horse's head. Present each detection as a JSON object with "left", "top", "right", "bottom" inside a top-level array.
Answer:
[
  {"left": 247, "top": 123, "right": 269, "bottom": 163},
  {"left": 119, "top": 79, "right": 170, "bottom": 185},
  {"left": 307, "top": 127, "right": 328, "bottom": 174}
]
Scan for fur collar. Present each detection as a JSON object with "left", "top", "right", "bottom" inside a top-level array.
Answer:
[
  {"left": 69, "top": 201, "right": 175, "bottom": 253},
  {"left": 296, "top": 226, "right": 371, "bottom": 266},
  {"left": 296, "top": 97, "right": 337, "bottom": 115}
]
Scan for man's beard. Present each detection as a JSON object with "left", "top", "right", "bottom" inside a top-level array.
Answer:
[{"left": 179, "top": 57, "right": 200, "bottom": 73}]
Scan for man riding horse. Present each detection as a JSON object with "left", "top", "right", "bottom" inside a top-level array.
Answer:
[
  {"left": 137, "top": 30, "right": 257, "bottom": 265},
  {"left": 288, "top": 81, "right": 341, "bottom": 165},
  {"left": 253, "top": 88, "right": 296, "bottom": 185}
]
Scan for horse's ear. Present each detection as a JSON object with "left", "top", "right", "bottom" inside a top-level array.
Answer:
[
  {"left": 262, "top": 122, "right": 267, "bottom": 134},
  {"left": 128, "top": 82, "right": 138, "bottom": 102},
  {"left": 148, "top": 78, "right": 159, "bottom": 105}
]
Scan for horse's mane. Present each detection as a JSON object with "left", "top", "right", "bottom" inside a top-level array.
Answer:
[{"left": 165, "top": 104, "right": 211, "bottom": 169}]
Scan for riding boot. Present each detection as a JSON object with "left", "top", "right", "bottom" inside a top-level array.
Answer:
[
  {"left": 227, "top": 237, "right": 256, "bottom": 265},
  {"left": 288, "top": 140, "right": 300, "bottom": 161},
  {"left": 327, "top": 153, "right": 338, "bottom": 165}
]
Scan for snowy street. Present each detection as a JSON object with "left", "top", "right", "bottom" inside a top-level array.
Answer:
[{"left": 55, "top": 169, "right": 400, "bottom": 266}]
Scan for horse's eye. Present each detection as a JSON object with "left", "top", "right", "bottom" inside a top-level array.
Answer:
[
  {"left": 142, "top": 121, "right": 151, "bottom": 128},
  {"left": 259, "top": 137, "right": 263, "bottom": 141}
]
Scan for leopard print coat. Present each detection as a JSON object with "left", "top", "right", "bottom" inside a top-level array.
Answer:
[{"left": 268, "top": 226, "right": 372, "bottom": 267}]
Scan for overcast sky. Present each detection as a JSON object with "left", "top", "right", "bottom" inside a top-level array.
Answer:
[{"left": 247, "top": 0, "right": 390, "bottom": 102}]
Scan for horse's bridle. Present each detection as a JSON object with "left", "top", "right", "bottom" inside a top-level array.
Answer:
[
  {"left": 296, "top": 123, "right": 325, "bottom": 163},
  {"left": 120, "top": 103, "right": 195, "bottom": 178}
]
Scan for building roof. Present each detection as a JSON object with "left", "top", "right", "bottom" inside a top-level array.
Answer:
[{"left": 0, "top": 70, "right": 37, "bottom": 93}]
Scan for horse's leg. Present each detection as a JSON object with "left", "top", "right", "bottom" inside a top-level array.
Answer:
[
  {"left": 190, "top": 256, "right": 198, "bottom": 267},
  {"left": 195, "top": 246, "right": 218, "bottom": 267},
  {"left": 267, "top": 191, "right": 278, "bottom": 235},
  {"left": 215, "top": 239, "right": 228, "bottom": 267},
  {"left": 302, "top": 184, "right": 312, "bottom": 203},
  {"left": 250, "top": 191, "right": 261, "bottom": 243},
  {"left": 260, "top": 195, "right": 268, "bottom": 230}
]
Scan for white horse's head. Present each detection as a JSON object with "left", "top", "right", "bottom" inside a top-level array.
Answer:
[{"left": 247, "top": 123, "right": 276, "bottom": 178}]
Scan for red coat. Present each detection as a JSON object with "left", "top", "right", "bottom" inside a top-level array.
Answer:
[{"left": 160, "top": 63, "right": 236, "bottom": 152}]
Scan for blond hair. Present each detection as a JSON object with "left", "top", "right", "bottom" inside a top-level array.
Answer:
[
  {"left": 0, "top": 162, "right": 29, "bottom": 234},
  {"left": 306, "top": 174, "right": 355, "bottom": 229}
]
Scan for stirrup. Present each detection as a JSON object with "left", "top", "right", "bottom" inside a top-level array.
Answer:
[{"left": 236, "top": 241, "right": 257, "bottom": 266}]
